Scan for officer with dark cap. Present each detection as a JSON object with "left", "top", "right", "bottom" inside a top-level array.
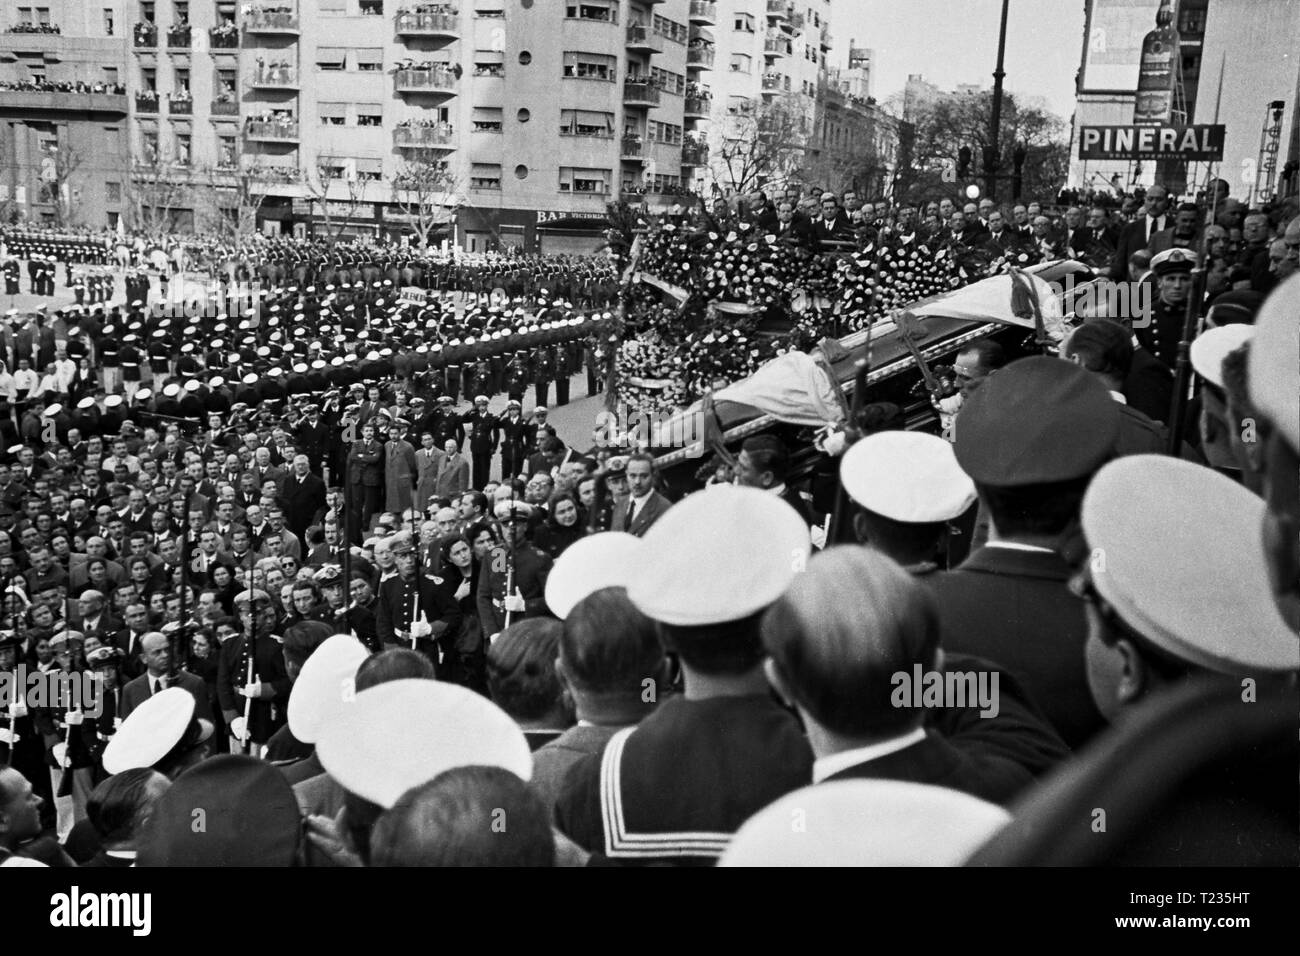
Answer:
[
  {"left": 462, "top": 395, "right": 499, "bottom": 490},
  {"left": 317, "top": 564, "right": 380, "bottom": 654},
  {"left": 969, "top": 455, "right": 1299, "bottom": 866},
  {"left": 929, "top": 356, "right": 1122, "bottom": 750},
  {"left": 293, "top": 403, "right": 333, "bottom": 476},
  {"left": 216, "top": 588, "right": 290, "bottom": 756},
  {"left": 476, "top": 501, "right": 553, "bottom": 641},
  {"left": 1141, "top": 248, "right": 1197, "bottom": 369},
  {"left": 374, "top": 530, "right": 460, "bottom": 672}
]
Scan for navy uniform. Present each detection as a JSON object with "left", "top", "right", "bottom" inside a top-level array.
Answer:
[
  {"left": 929, "top": 358, "right": 1121, "bottom": 751},
  {"left": 462, "top": 399, "right": 498, "bottom": 490},
  {"left": 497, "top": 400, "right": 531, "bottom": 479},
  {"left": 316, "top": 565, "right": 380, "bottom": 655},
  {"left": 216, "top": 589, "right": 290, "bottom": 748},
  {"left": 475, "top": 501, "right": 553, "bottom": 638},
  {"left": 970, "top": 455, "right": 1299, "bottom": 866},
  {"left": 555, "top": 486, "right": 814, "bottom": 865},
  {"left": 1139, "top": 248, "right": 1196, "bottom": 370},
  {"left": 374, "top": 532, "right": 461, "bottom": 673}
]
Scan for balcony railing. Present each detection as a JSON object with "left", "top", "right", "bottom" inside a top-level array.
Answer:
[
  {"left": 689, "top": 1, "right": 717, "bottom": 25},
  {"left": 626, "top": 24, "right": 663, "bottom": 54},
  {"left": 167, "top": 27, "right": 192, "bottom": 49},
  {"left": 395, "top": 9, "right": 459, "bottom": 38},
  {"left": 135, "top": 93, "right": 160, "bottom": 113},
  {"left": 394, "top": 67, "right": 458, "bottom": 94},
  {"left": 764, "top": 35, "right": 791, "bottom": 57},
  {"left": 251, "top": 66, "right": 299, "bottom": 88},
  {"left": 681, "top": 141, "right": 708, "bottom": 165},
  {"left": 684, "top": 94, "right": 711, "bottom": 117},
  {"left": 211, "top": 98, "right": 240, "bottom": 116},
  {"left": 209, "top": 26, "right": 240, "bottom": 48},
  {"left": 623, "top": 78, "right": 660, "bottom": 107},
  {"left": 621, "top": 136, "right": 643, "bottom": 158},
  {"left": 394, "top": 124, "right": 456, "bottom": 148},
  {"left": 766, "top": 0, "right": 789, "bottom": 17},
  {"left": 245, "top": 119, "right": 299, "bottom": 141},
  {"left": 167, "top": 96, "right": 193, "bottom": 114},
  {"left": 244, "top": 9, "right": 301, "bottom": 33},
  {"left": 761, "top": 74, "right": 784, "bottom": 92},
  {"left": 0, "top": 87, "right": 128, "bottom": 113},
  {"left": 133, "top": 23, "right": 157, "bottom": 48},
  {"left": 686, "top": 45, "right": 715, "bottom": 68}
]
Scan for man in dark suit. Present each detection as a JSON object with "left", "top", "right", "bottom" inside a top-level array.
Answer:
[
  {"left": 773, "top": 200, "right": 816, "bottom": 251},
  {"left": 292, "top": 404, "right": 334, "bottom": 475},
  {"left": 280, "top": 454, "right": 326, "bottom": 543},
  {"left": 609, "top": 452, "right": 671, "bottom": 537},
  {"left": 346, "top": 422, "right": 384, "bottom": 543},
  {"left": 746, "top": 191, "right": 780, "bottom": 233},
  {"left": 1072, "top": 206, "right": 1117, "bottom": 257},
  {"left": 1109, "top": 185, "right": 1170, "bottom": 280},
  {"left": 497, "top": 400, "right": 532, "bottom": 481},
  {"left": 119, "top": 632, "right": 214, "bottom": 724},
  {"left": 1062, "top": 321, "right": 1171, "bottom": 456},
  {"left": 813, "top": 193, "right": 855, "bottom": 248},
  {"left": 929, "top": 358, "right": 1123, "bottom": 751},
  {"left": 733, "top": 434, "right": 814, "bottom": 525},
  {"left": 461, "top": 396, "right": 498, "bottom": 490},
  {"left": 112, "top": 603, "right": 152, "bottom": 682}
]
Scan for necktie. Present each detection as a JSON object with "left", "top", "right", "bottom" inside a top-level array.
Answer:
[
  {"left": 626, "top": 500, "right": 636, "bottom": 528},
  {"left": 153, "top": 678, "right": 163, "bottom": 695}
]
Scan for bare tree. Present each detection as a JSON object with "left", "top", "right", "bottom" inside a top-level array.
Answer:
[
  {"left": 197, "top": 148, "right": 277, "bottom": 257},
  {"left": 390, "top": 155, "right": 461, "bottom": 252},
  {"left": 711, "top": 95, "right": 808, "bottom": 198},
  {"left": 303, "top": 153, "right": 371, "bottom": 248},
  {"left": 129, "top": 146, "right": 187, "bottom": 241},
  {"left": 38, "top": 144, "right": 85, "bottom": 228}
]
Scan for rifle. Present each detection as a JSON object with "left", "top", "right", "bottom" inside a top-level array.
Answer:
[{"left": 502, "top": 496, "right": 518, "bottom": 631}]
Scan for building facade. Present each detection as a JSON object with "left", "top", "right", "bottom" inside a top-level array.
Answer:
[{"left": 0, "top": 1, "right": 131, "bottom": 229}]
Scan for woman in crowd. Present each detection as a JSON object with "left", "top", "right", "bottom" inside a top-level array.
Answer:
[
  {"left": 431, "top": 533, "right": 486, "bottom": 694},
  {"left": 534, "top": 490, "right": 586, "bottom": 559}
]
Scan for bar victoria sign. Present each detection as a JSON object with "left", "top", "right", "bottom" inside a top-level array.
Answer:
[{"left": 1078, "top": 124, "right": 1226, "bottom": 161}]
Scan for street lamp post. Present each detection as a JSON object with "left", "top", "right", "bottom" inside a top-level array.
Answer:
[{"left": 987, "top": 0, "right": 1011, "bottom": 200}]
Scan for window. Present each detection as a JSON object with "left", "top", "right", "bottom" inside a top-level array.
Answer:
[
  {"left": 652, "top": 15, "right": 687, "bottom": 44},
  {"left": 142, "top": 132, "right": 160, "bottom": 161},
  {"left": 316, "top": 49, "right": 347, "bottom": 71},
  {"left": 473, "top": 50, "right": 505, "bottom": 77},
  {"left": 359, "top": 0, "right": 384, "bottom": 14},
  {"left": 730, "top": 54, "right": 752, "bottom": 73},
  {"left": 472, "top": 106, "right": 503, "bottom": 132},
  {"left": 560, "top": 109, "right": 614, "bottom": 137},
  {"left": 319, "top": 103, "right": 347, "bottom": 126},
  {"left": 218, "top": 136, "right": 236, "bottom": 167},
  {"left": 217, "top": 69, "right": 237, "bottom": 97},
  {"left": 355, "top": 158, "right": 383, "bottom": 181},
  {"left": 173, "top": 3, "right": 188, "bottom": 21},
  {"left": 650, "top": 67, "right": 685, "bottom": 95},
  {"left": 565, "top": 2, "right": 616, "bottom": 22},
  {"left": 562, "top": 52, "right": 615, "bottom": 80},
  {"left": 471, "top": 163, "right": 502, "bottom": 190},
  {"left": 559, "top": 166, "right": 610, "bottom": 193},
  {"left": 174, "top": 68, "right": 190, "bottom": 93},
  {"left": 320, "top": 159, "right": 349, "bottom": 180},
  {"left": 356, "top": 49, "right": 383, "bottom": 72},
  {"left": 142, "top": 68, "right": 158, "bottom": 93},
  {"left": 104, "top": 8, "right": 115, "bottom": 35},
  {"left": 734, "top": 13, "right": 755, "bottom": 32},
  {"left": 649, "top": 121, "right": 682, "bottom": 145},
  {"left": 474, "top": 3, "right": 505, "bottom": 16},
  {"left": 106, "top": 181, "right": 121, "bottom": 202},
  {"left": 356, "top": 105, "right": 382, "bottom": 126},
  {"left": 319, "top": 0, "right": 346, "bottom": 11},
  {"left": 175, "top": 134, "right": 191, "bottom": 165},
  {"left": 17, "top": 8, "right": 32, "bottom": 27},
  {"left": 102, "top": 66, "right": 119, "bottom": 86},
  {"left": 36, "top": 7, "right": 50, "bottom": 27}
]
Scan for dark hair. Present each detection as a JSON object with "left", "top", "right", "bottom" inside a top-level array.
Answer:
[
  {"left": 957, "top": 339, "right": 1007, "bottom": 372},
  {"left": 355, "top": 648, "right": 435, "bottom": 691},
  {"left": 281, "top": 620, "right": 334, "bottom": 671},
  {"left": 462, "top": 491, "right": 488, "bottom": 515},
  {"left": 486, "top": 618, "right": 565, "bottom": 722},
  {"left": 762, "top": 547, "right": 939, "bottom": 737},
  {"left": 540, "top": 436, "right": 566, "bottom": 456},
  {"left": 853, "top": 508, "right": 948, "bottom": 565},
  {"left": 465, "top": 520, "right": 498, "bottom": 547},
  {"left": 741, "top": 435, "right": 790, "bottom": 485},
  {"left": 659, "top": 613, "right": 765, "bottom": 677},
  {"left": 977, "top": 475, "right": 1092, "bottom": 538},
  {"left": 86, "top": 768, "right": 163, "bottom": 844},
  {"left": 369, "top": 766, "right": 554, "bottom": 867},
  {"left": 1066, "top": 319, "right": 1134, "bottom": 380},
  {"left": 561, "top": 587, "right": 663, "bottom": 694}
]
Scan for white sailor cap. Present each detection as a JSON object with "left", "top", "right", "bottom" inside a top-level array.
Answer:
[
  {"left": 1248, "top": 274, "right": 1299, "bottom": 452},
  {"left": 316, "top": 678, "right": 532, "bottom": 809},
  {"left": 102, "top": 686, "right": 213, "bottom": 775},
  {"left": 840, "top": 431, "right": 976, "bottom": 523},
  {"left": 162, "top": 383, "right": 181, "bottom": 398},
  {"left": 719, "top": 780, "right": 1011, "bottom": 867},
  {"left": 1190, "top": 324, "right": 1254, "bottom": 389},
  {"left": 544, "top": 532, "right": 643, "bottom": 619},
  {"left": 104, "top": 394, "right": 123, "bottom": 408},
  {"left": 494, "top": 500, "right": 533, "bottom": 522},
  {"left": 287, "top": 634, "right": 369, "bottom": 745},
  {"left": 627, "top": 485, "right": 810, "bottom": 626}
]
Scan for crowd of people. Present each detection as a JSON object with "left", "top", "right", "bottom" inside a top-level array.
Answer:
[{"left": 0, "top": 167, "right": 1295, "bottom": 868}]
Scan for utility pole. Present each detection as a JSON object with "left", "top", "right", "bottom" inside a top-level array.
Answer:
[{"left": 987, "top": 0, "right": 1011, "bottom": 200}]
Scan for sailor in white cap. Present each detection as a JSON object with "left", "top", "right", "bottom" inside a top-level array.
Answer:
[
  {"left": 101, "top": 686, "right": 213, "bottom": 780},
  {"left": 553, "top": 485, "right": 814, "bottom": 865},
  {"left": 840, "top": 430, "right": 977, "bottom": 575},
  {"left": 721, "top": 780, "right": 1011, "bottom": 867},
  {"left": 1189, "top": 322, "right": 1256, "bottom": 476},
  {"left": 477, "top": 500, "right": 552, "bottom": 641},
  {"left": 543, "top": 532, "right": 642, "bottom": 619}
]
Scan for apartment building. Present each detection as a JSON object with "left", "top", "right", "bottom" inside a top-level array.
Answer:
[{"left": 0, "top": 2, "right": 131, "bottom": 229}]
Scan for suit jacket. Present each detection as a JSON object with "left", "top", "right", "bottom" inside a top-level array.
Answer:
[
  {"left": 610, "top": 491, "right": 671, "bottom": 537},
  {"left": 434, "top": 452, "right": 470, "bottom": 499},
  {"left": 773, "top": 216, "right": 817, "bottom": 250},
  {"left": 476, "top": 543, "right": 553, "bottom": 636},
  {"left": 112, "top": 628, "right": 150, "bottom": 681},
  {"left": 927, "top": 545, "right": 1105, "bottom": 750},
  {"left": 120, "top": 669, "right": 213, "bottom": 725},
  {"left": 280, "top": 470, "right": 326, "bottom": 540},
  {"left": 347, "top": 439, "right": 384, "bottom": 487},
  {"left": 1109, "top": 214, "right": 1168, "bottom": 280},
  {"left": 1145, "top": 226, "right": 1198, "bottom": 257},
  {"left": 813, "top": 213, "right": 855, "bottom": 246}
]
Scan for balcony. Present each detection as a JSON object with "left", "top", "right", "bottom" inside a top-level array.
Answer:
[
  {"left": 761, "top": 74, "right": 784, "bottom": 93},
  {"left": 251, "top": 66, "right": 299, "bottom": 89},
  {"left": 689, "top": 1, "right": 717, "bottom": 26},
  {"left": 684, "top": 93, "right": 711, "bottom": 118},
  {"left": 686, "top": 45, "right": 715, "bottom": 69},
  {"left": 394, "top": 67, "right": 458, "bottom": 96},
  {"left": 764, "top": 34, "right": 791, "bottom": 57},
  {"left": 395, "top": 9, "right": 459, "bottom": 39},
  {"left": 209, "top": 26, "right": 240, "bottom": 49},
  {"left": 211, "top": 98, "right": 240, "bottom": 116},
  {"left": 245, "top": 119, "right": 299, "bottom": 142},
  {"left": 681, "top": 141, "right": 708, "bottom": 166},
  {"left": 133, "top": 23, "right": 157, "bottom": 48},
  {"left": 244, "top": 8, "right": 301, "bottom": 34},
  {"left": 766, "top": 0, "right": 789, "bottom": 18},
  {"left": 167, "top": 96, "right": 193, "bottom": 115},
  {"left": 623, "top": 78, "right": 660, "bottom": 108},
  {"left": 167, "top": 27, "right": 192, "bottom": 50},
  {"left": 135, "top": 93, "right": 161, "bottom": 113},
  {"left": 788, "top": 11, "right": 805, "bottom": 31},
  {"left": 620, "top": 136, "right": 643, "bottom": 159},
  {"left": 626, "top": 24, "right": 663, "bottom": 55},
  {"left": 394, "top": 124, "right": 456, "bottom": 149},
  {"left": 0, "top": 87, "right": 128, "bottom": 114}
]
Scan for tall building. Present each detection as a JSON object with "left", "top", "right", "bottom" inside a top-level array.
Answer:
[
  {"left": 1069, "top": 0, "right": 1300, "bottom": 200},
  {"left": 811, "top": 60, "right": 901, "bottom": 199},
  {"left": 902, "top": 73, "right": 939, "bottom": 123},
  {"left": 0, "top": 2, "right": 131, "bottom": 229},
  {"left": 700, "top": 0, "right": 832, "bottom": 196}
]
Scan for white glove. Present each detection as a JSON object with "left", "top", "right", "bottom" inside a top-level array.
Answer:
[
  {"left": 410, "top": 619, "right": 432, "bottom": 640},
  {"left": 8, "top": 700, "right": 28, "bottom": 719},
  {"left": 240, "top": 680, "right": 263, "bottom": 699},
  {"left": 809, "top": 525, "right": 828, "bottom": 550},
  {"left": 64, "top": 710, "right": 85, "bottom": 726},
  {"left": 503, "top": 589, "right": 526, "bottom": 613}
]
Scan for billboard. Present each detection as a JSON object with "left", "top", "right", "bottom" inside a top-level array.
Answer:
[
  {"left": 1078, "top": 124, "right": 1225, "bottom": 160},
  {"left": 1081, "top": 0, "right": 1163, "bottom": 92}
]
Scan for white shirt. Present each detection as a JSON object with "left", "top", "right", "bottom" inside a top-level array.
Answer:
[
  {"left": 625, "top": 490, "right": 653, "bottom": 523},
  {"left": 812, "top": 728, "right": 928, "bottom": 782},
  {"left": 12, "top": 368, "right": 38, "bottom": 395}
]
